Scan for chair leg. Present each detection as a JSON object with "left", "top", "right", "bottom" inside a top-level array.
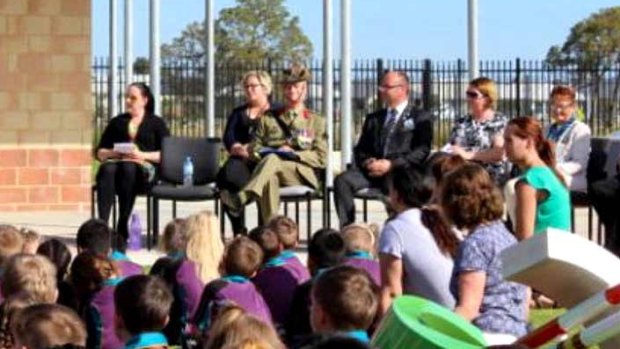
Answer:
[
  {"left": 363, "top": 198, "right": 368, "bottom": 222},
  {"left": 172, "top": 200, "right": 177, "bottom": 218},
  {"left": 91, "top": 186, "right": 96, "bottom": 218},
  {"left": 220, "top": 206, "right": 226, "bottom": 241},
  {"left": 112, "top": 197, "right": 117, "bottom": 230},
  {"left": 215, "top": 197, "right": 219, "bottom": 216},
  {"left": 307, "top": 194, "right": 312, "bottom": 243},
  {"left": 146, "top": 195, "right": 152, "bottom": 250},
  {"left": 588, "top": 204, "right": 593, "bottom": 241},
  {"left": 284, "top": 202, "right": 289, "bottom": 216},
  {"left": 295, "top": 200, "right": 300, "bottom": 228},
  {"left": 571, "top": 207, "right": 575, "bottom": 233},
  {"left": 152, "top": 198, "right": 160, "bottom": 248}
]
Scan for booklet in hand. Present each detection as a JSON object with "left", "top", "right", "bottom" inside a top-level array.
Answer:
[
  {"left": 259, "top": 147, "right": 299, "bottom": 161},
  {"left": 113, "top": 142, "right": 136, "bottom": 154}
]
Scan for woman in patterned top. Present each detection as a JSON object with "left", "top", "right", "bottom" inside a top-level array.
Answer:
[
  {"left": 441, "top": 163, "right": 528, "bottom": 345},
  {"left": 445, "top": 77, "right": 510, "bottom": 185}
]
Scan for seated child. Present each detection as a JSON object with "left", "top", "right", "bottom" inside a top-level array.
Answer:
[
  {"left": 310, "top": 265, "right": 379, "bottom": 344},
  {"left": 114, "top": 275, "right": 173, "bottom": 349},
  {"left": 2, "top": 254, "right": 58, "bottom": 304},
  {"left": 158, "top": 218, "right": 186, "bottom": 259},
  {"left": 204, "top": 305, "right": 284, "bottom": 349},
  {"left": 19, "top": 228, "right": 40, "bottom": 255},
  {"left": 194, "top": 236, "right": 272, "bottom": 332},
  {"left": 287, "top": 228, "right": 346, "bottom": 345},
  {"left": 252, "top": 216, "right": 310, "bottom": 328},
  {"left": 341, "top": 223, "right": 380, "bottom": 285},
  {"left": 36, "top": 238, "right": 75, "bottom": 310},
  {"left": 71, "top": 251, "right": 123, "bottom": 349},
  {"left": 0, "top": 225, "right": 25, "bottom": 300},
  {"left": 77, "top": 219, "right": 142, "bottom": 277},
  {"left": 11, "top": 303, "right": 87, "bottom": 349}
]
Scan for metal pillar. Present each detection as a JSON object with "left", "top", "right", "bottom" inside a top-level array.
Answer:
[
  {"left": 468, "top": 0, "right": 479, "bottom": 80},
  {"left": 109, "top": 0, "right": 118, "bottom": 119},
  {"left": 205, "top": 0, "right": 215, "bottom": 137},
  {"left": 124, "top": 0, "right": 133, "bottom": 85},
  {"left": 149, "top": 0, "right": 161, "bottom": 114},
  {"left": 340, "top": 0, "right": 352, "bottom": 169},
  {"left": 324, "top": 0, "right": 334, "bottom": 187}
]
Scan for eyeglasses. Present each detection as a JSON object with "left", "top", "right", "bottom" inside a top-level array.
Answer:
[
  {"left": 549, "top": 102, "right": 574, "bottom": 110},
  {"left": 378, "top": 84, "right": 403, "bottom": 92},
  {"left": 466, "top": 90, "right": 486, "bottom": 99}
]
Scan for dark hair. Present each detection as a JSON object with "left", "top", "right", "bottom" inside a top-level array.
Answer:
[
  {"left": 308, "top": 228, "right": 345, "bottom": 274},
  {"left": 11, "top": 303, "right": 86, "bottom": 349},
  {"left": 267, "top": 215, "right": 299, "bottom": 249},
  {"left": 301, "top": 335, "right": 371, "bottom": 349},
  {"left": 312, "top": 265, "right": 378, "bottom": 331},
  {"left": 37, "top": 239, "right": 72, "bottom": 283},
  {"left": 248, "top": 226, "right": 280, "bottom": 260},
  {"left": 70, "top": 252, "right": 118, "bottom": 298},
  {"left": 441, "top": 163, "right": 505, "bottom": 229},
  {"left": 76, "top": 219, "right": 112, "bottom": 256},
  {"left": 428, "top": 152, "right": 467, "bottom": 184},
  {"left": 387, "top": 164, "right": 459, "bottom": 257},
  {"left": 129, "top": 82, "right": 155, "bottom": 116},
  {"left": 507, "top": 116, "right": 565, "bottom": 185},
  {"left": 550, "top": 85, "right": 576, "bottom": 103},
  {"left": 114, "top": 275, "right": 172, "bottom": 335},
  {"left": 223, "top": 236, "right": 263, "bottom": 277}
]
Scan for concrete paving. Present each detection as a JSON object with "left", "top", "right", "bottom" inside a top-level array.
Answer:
[{"left": 0, "top": 196, "right": 604, "bottom": 267}]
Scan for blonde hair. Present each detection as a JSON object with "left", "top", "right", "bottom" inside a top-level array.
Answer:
[
  {"left": 0, "top": 293, "right": 39, "bottom": 348},
  {"left": 11, "top": 303, "right": 86, "bottom": 349},
  {"left": 2, "top": 254, "right": 57, "bottom": 303},
  {"left": 20, "top": 228, "right": 40, "bottom": 255},
  {"left": 341, "top": 223, "right": 378, "bottom": 255},
  {"left": 470, "top": 77, "right": 498, "bottom": 110},
  {"left": 183, "top": 211, "right": 224, "bottom": 283},
  {"left": 0, "top": 225, "right": 24, "bottom": 266},
  {"left": 242, "top": 70, "right": 273, "bottom": 95},
  {"left": 205, "top": 312, "right": 284, "bottom": 349}
]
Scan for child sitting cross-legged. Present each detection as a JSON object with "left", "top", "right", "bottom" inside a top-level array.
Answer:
[
  {"left": 114, "top": 275, "right": 174, "bottom": 349},
  {"left": 252, "top": 216, "right": 310, "bottom": 330},
  {"left": 193, "top": 236, "right": 272, "bottom": 334},
  {"left": 340, "top": 223, "right": 380, "bottom": 285},
  {"left": 310, "top": 265, "right": 379, "bottom": 345}
]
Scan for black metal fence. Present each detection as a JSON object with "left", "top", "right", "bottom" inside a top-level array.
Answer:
[{"left": 92, "top": 58, "right": 620, "bottom": 148}]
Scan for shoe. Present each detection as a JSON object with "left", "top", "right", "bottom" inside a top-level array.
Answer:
[{"left": 220, "top": 190, "right": 243, "bottom": 217}]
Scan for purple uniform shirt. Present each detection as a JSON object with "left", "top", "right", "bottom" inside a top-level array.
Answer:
[
  {"left": 253, "top": 252, "right": 310, "bottom": 325},
  {"left": 176, "top": 259, "right": 204, "bottom": 319},
  {"left": 343, "top": 257, "right": 381, "bottom": 286},
  {"left": 86, "top": 280, "right": 123, "bottom": 349},
  {"left": 195, "top": 276, "right": 272, "bottom": 329},
  {"left": 110, "top": 251, "right": 143, "bottom": 277}
]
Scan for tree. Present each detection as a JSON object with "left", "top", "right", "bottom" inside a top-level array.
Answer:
[
  {"left": 546, "top": 7, "right": 620, "bottom": 128},
  {"left": 161, "top": 0, "right": 313, "bottom": 65},
  {"left": 133, "top": 57, "right": 150, "bottom": 75}
]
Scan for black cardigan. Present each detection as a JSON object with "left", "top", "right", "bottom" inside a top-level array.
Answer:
[{"left": 97, "top": 113, "right": 170, "bottom": 154}]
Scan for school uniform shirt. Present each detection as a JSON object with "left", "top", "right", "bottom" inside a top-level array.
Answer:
[
  {"left": 343, "top": 251, "right": 380, "bottom": 286},
  {"left": 110, "top": 250, "right": 143, "bottom": 277},
  {"left": 85, "top": 278, "right": 124, "bottom": 349}
]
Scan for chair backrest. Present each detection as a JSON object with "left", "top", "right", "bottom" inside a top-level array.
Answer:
[
  {"left": 588, "top": 137, "right": 620, "bottom": 184},
  {"left": 160, "top": 137, "right": 221, "bottom": 185}
]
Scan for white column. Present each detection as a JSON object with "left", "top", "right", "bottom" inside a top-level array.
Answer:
[
  {"left": 323, "top": 0, "right": 334, "bottom": 187},
  {"left": 149, "top": 0, "right": 161, "bottom": 114},
  {"left": 205, "top": 0, "right": 215, "bottom": 137},
  {"left": 109, "top": 0, "right": 118, "bottom": 119},
  {"left": 468, "top": 0, "right": 479, "bottom": 80},
  {"left": 124, "top": 0, "right": 133, "bottom": 85},
  {"left": 340, "top": 0, "right": 352, "bottom": 168}
]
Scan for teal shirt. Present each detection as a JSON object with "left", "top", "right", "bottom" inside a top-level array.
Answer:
[{"left": 519, "top": 166, "right": 571, "bottom": 234}]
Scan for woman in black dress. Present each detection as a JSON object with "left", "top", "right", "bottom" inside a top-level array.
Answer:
[
  {"left": 218, "top": 71, "right": 274, "bottom": 235},
  {"left": 95, "top": 82, "right": 169, "bottom": 250}
]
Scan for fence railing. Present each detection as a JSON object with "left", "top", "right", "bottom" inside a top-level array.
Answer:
[{"left": 92, "top": 58, "right": 620, "bottom": 148}]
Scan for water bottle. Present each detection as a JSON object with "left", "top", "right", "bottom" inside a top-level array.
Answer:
[
  {"left": 128, "top": 213, "right": 142, "bottom": 251},
  {"left": 183, "top": 156, "right": 194, "bottom": 186}
]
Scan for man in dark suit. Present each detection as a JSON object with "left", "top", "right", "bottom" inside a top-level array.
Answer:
[{"left": 334, "top": 70, "right": 432, "bottom": 227}]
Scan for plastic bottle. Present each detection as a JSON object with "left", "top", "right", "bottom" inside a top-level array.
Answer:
[
  {"left": 183, "top": 156, "right": 194, "bottom": 186},
  {"left": 128, "top": 213, "right": 142, "bottom": 251}
]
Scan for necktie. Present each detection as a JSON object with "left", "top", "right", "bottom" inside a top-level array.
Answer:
[{"left": 382, "top": 108, "right": 398, "bottom": 155}]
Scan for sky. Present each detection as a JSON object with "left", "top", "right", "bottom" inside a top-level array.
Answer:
[{"left": 92, "top": 0, "right": 619, "bottom": 61}]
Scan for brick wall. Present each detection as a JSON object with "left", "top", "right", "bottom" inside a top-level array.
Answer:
[{"left": 0, "top": 0, "right": 92, "bottom": 212}]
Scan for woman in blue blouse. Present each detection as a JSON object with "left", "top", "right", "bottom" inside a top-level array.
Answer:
[{"left": 217, "top": 71, "right": 274, "bottom": 235}]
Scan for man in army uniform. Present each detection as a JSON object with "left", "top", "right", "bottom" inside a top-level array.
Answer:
[{"left": 220, "top": 64, "right": 327, "bottom": 224}]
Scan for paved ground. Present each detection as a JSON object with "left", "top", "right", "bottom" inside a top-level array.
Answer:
[{"left": 0, "top": 196, "right": 604, "bottom": 266}]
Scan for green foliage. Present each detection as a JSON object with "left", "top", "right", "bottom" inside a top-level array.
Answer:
[
  {"left": 133, "top": 57, "right": 150, "bottom": 75},
  {"left": 161, "top": 0, "right": 313, "bottom": 65},
  {"left": 546, "top": 6, "right": 620, "bottom": 69}
]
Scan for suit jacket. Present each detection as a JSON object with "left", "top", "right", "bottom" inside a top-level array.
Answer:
[{"left": 354, "top": 103, "right": 432, "bottom": 174}]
